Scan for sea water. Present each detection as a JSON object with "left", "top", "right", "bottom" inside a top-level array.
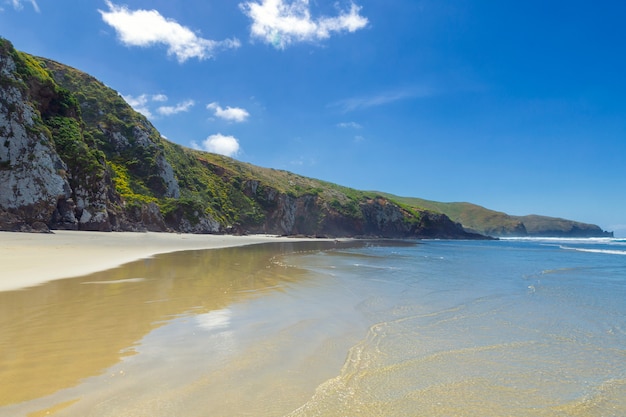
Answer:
[
  {"left": 1, "top": 239, "right": 625, "bottom": 416},
  {"left": 285, "top": 238, "right": 626, "bottom": 416}
]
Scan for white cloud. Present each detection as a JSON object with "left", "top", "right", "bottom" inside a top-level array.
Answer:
[
  {"left": 123, "top": 93, "right": 194, "bottom": 119},
  {"left": 157, "top": 99, "right": 195, "bottom": 116},
  {"left": 8, "top": 0, "right": 39, "bottom": 12},
  {"left": 239, "top": 0, "right": 368, "bottom": 49},
  {"left": 333, "top": 91, "right": 416, "bottom": 112},
  {"left": 338, "top": 121, "right": 362, "bottom": 129},
  {"left": 122, "top": 94, "right": 153, "bottom": 118},
  {"left": 331, "top": 87, "right": 435, "bottom": 113},
  {"left": 207, "top": 102, "right": 250, "bottom": 122},
  {"left": 290, "top": 156, "right": 316, "bottom": 166},
  {"left": 99, "top": 1, "right": 240, "bottom": 62},
  {"left": 192, "top": 134, "right": 241, "bottom": 157}
]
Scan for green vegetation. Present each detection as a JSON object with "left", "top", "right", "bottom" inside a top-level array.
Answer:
[
  {"left": 109, "top": 162, "right": 156, "bottom": 207},
  {"left": 47, "top": 116, "right": 105, "bottom": 183},
  {"left": 375, "top": 193, "right": 610, "bottom": 237},
  {"left": 12, "top": 48, "right": 55, "bottom": 86},
  {"left": 376, "top": 193, "right": 524, "bottom": 235},
  {"left": 1, "top": 37, "right": 607, "bottom": 237},
  {"left": 2, "top": 37, "right": 417, "bottom": 233}
]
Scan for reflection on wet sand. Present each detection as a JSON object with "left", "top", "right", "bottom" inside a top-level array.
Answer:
[
  {"left": 3, "top": 239, "right": 626, "bottom": 416},
  {"left": 0, "top": 241, "right": 352, "bottom": 409}
]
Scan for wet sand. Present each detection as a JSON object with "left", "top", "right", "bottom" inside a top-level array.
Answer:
[
  {"left": 2, "top": 239, "right": 625, "bottom": 416},
  {"left": 0, "top": 240, "right": 364, "bottom": 415},
  {"left": 0, "top": 231, "right": 324, "bottom": 292}
]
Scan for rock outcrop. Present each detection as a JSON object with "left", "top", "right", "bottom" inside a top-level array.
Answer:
[
  {"left": 512, "top": 215, "right": 613, "bottom": 238},
  {"left": 0, "top": 38, "right": 578, "bottom": 240},
  {"left": 0, "top": 41, "right": 73, "bottom": 231},
  {"left": 2, "top": 38, "right": 478, "bottom": 238}
]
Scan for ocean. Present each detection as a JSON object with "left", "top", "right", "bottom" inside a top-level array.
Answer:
[{"left": 1, "top": 238, "right": 625, "bottom": 416}]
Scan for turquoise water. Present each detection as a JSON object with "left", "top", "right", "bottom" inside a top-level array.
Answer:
[{"left": 2, "top": 239, "right": 625, "bottom": 416}]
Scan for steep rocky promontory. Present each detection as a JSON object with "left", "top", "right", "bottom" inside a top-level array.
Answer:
[
  {"left": 1, "top": 38, "right": 609, "bottom": 239},
  {"left": 0, "top": 38, "right": 482, "bottom": 239}
]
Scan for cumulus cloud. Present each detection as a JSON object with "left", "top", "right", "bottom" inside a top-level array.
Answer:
[
  {"left": 207, "top": 102, "right": 250, "bottom": 122},
  {"left": 99, "top": 1, "right": 240, "bottom": 62},
  {"left": 192, "top": 134, "right": 241, "bottom": 157},
  {"left": 158, "top": 99, "right": 195, "bottom": 116},
  {"left": 7, "top": 0, "right": 39, "bottom": 12},
  {"left": 239, "top": 0, "right": 368, "bottom": 48}
]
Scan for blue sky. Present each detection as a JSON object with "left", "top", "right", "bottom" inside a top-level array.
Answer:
[{"left": 1, "top": 1, "right": 625, "bottom": 235}]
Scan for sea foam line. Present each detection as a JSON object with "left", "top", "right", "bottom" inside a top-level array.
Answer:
[
  {"left": 502, "top": 237, "right": 620, "bottom": 244},
  {"left": 560, "top": 246, "right": 626, "bottom": 256}
]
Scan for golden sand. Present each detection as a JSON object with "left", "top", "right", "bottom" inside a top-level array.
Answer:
[{"left": 0, "top": 231, "right": 320, "bottom": 292}]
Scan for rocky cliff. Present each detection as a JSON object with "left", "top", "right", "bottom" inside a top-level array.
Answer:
[
  {"left": 0, "top": 39, "right": 610, "bottom": 239},
  {"left": 0, "top": 38, "right": 482, "bottom": 239}
]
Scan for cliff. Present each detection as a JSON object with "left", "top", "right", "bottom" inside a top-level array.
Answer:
[
  {"left": 2, "top": 39, "right": 609, "bottom": 239},
  {"left": 0, "top": 38, "right": 482, "bottom": 239}
]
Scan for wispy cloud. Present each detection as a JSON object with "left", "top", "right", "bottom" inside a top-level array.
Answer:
[
  {"left": 99, "top": 1, "right": 240, "bottom": 62},
  {"left": 239, "top": 0, "right": 368, "bottom": 49},
  {"left": 6, "top": 0, "right": 39, "bottom": 12},
  {"left": 337, "top": 121, "right": 362, "bottom": 129},
  {"left": 331, "top": 87, "right": 434, "bottom": 113},
  {"left": 192, "top": 133, "right": 241, "bottom": 157},
  {"left": 123, "top": 93, "right": 194, "bottom": 119},
  {"left": 290, "top": 156, "right": 316, "bottom": 166},
  {"left": 207, "top": 102, "right": 250, "bottom": 122},
  {"left": 158, "top": 99, "right": 195, "bottom": 116}
]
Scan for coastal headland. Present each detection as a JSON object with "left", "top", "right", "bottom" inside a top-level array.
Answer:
[{"left": 0, "top": 38, "right": 610, "bottom": 240}]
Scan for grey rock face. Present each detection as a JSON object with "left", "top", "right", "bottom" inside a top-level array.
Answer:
[{"left": 0, "top": 50, "right": 73, "bottom": 229}]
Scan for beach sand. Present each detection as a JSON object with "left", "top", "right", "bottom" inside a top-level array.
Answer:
[{"left": 0, "top": 230, "right": 320, "bottom": 292}]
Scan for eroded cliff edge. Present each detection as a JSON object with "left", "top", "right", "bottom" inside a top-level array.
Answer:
[
  {"left": 2, "top": 39, "right": 610, "bottom": 239},
  {"left": 0, "top": 39, "right": 484, "bottom": 239}
]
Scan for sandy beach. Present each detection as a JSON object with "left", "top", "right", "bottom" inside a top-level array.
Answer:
[{"left": 0, "top": 231, "right": 320, "bottom": 292}]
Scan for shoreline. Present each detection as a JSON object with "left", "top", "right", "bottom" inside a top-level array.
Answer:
[{"left": 0, "top": 230, "right": 327, "bottom": 292}]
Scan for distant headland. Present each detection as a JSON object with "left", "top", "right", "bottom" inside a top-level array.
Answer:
[{"left": 0, "top": 38, "right": 612, "bottom": 239}]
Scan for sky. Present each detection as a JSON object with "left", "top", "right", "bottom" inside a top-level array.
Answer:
[{"left": 1, "top": 0, "right": 625, "bottom": 235}]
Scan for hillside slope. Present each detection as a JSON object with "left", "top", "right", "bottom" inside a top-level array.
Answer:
[
  {"left": 379, "top": 194, "right": 612, "bottom": 237},
  {"left": 0, "top": 38, "right": 480, "bottom": 239},
  {"left": 0, "top": 38, "right": 610, "bottom": 238}
]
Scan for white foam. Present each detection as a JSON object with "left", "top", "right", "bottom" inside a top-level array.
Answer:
[
  {"left": 501, "top": 237, "right": 619, "bottom": 244},
  {"left": 560, "top": 246, "right": 626, "bottom": 256}
]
